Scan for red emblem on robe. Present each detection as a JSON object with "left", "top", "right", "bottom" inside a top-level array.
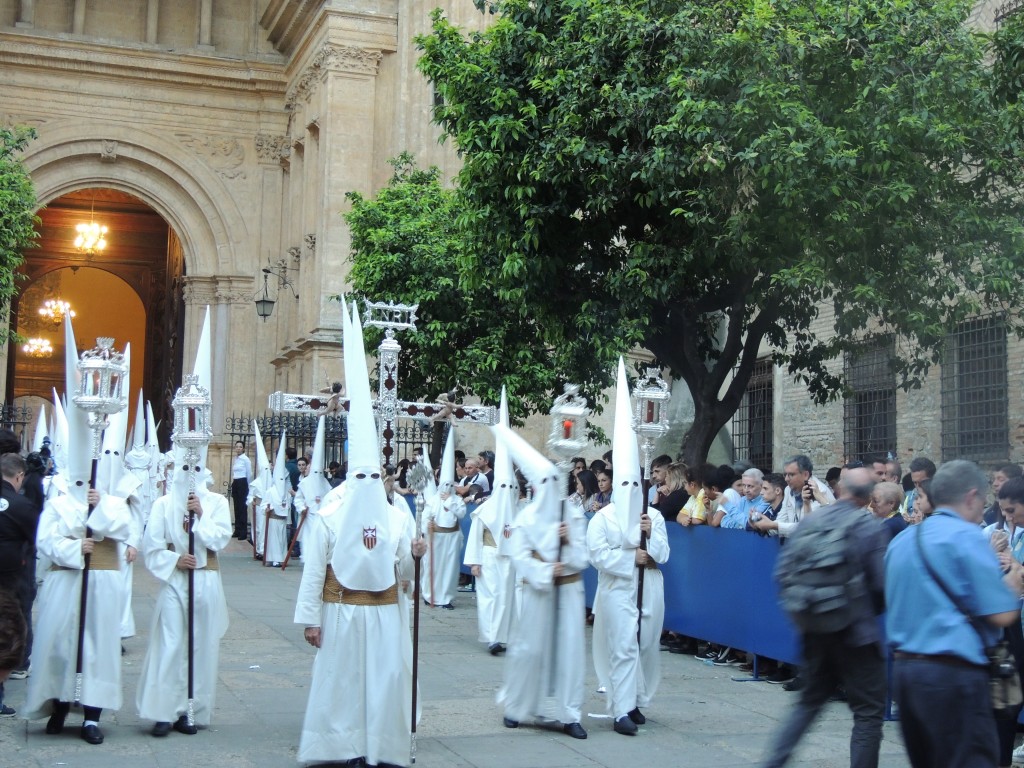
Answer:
[
  {"left": 503, "top": 523, "right": 512, "bottom": 539},
  {"left": 362, "top": 526, "right": 377, "bottom": 550}
]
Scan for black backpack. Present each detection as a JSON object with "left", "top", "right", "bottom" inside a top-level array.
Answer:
[{"left": 775, "top": 504, "right": 870, "bottom": 634}]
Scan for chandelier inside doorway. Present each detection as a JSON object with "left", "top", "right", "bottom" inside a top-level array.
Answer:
[
  {"left": 23, "top": 337, "right": 53, "bottom": 358},
  {"left": 73, "top": 194, "right": 108, "bottom": 255},
  {"left": 38, "top": 298, "right": 75, "bottom": 327}
]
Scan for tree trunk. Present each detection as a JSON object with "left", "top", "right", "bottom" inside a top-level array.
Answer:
[{"left": 679, "top": 403, "right": 731, "bottom": 468}]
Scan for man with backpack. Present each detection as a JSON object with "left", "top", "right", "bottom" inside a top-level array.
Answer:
[{"left": 759, "top": 465, "right": 887, "bottom": 768}]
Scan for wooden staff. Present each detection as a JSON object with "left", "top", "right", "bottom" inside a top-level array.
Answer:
[
  {"left": 409, "top": 501, "right": 421, "bottom": 761},
  {"left": 186, "top": 489, "right": 197, "bottom": 727},
  {"left": 73, "top": 457, "right": 100, "bottom": 705},
  {"left": 428, "top": 516, "right": 436, "bottom": 608},
  {"left": 281, "top": 508, "right": 308, "bottom": 571},
  {"left": 636, "top": 469, "right": 650, "bottom": 644},
  {"left": 548, "top": 502, "right": 567, "bottom": 697}
]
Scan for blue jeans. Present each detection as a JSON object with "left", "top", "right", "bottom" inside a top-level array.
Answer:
[
  {"left": 760, "top": 633, "right": 885, "bottom": 768},
  {"left": 894, "top": 658, "right": 997, "bottom": 768}
]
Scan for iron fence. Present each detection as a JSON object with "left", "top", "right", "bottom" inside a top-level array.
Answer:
[
  {"left": 2, "top": 404, "right": 34, "bottom": 451},
  {"left": 844, "top": 337, "right": 896, "bottom": 463},
  {"left": 731, "top": 358, "right": 774, "bottom": 473}
]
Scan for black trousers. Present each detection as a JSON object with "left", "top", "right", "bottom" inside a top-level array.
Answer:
[
  {"left": 760, "top": 633, "right": 885, "bottom": 768},
  {"left": 231, "top": 478, "right": 249, "bottom": 538},
  {"left": 894, "top": 657, "right": 997, "bottom": 768}
]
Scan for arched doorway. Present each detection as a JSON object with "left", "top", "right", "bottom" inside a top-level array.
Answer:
[{"left": 10, "top": 188, "right": 186, "bottom": 445}]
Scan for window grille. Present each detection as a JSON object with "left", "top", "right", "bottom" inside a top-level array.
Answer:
[
  {"left": 731, "top": 358, "right": 774, "bottom": 472},
  {"left": 843, "top": 337, "right": 896, "bottom": 462},
  {"left": 941, "top": 315, "right": 1009, "bottom": 462}
]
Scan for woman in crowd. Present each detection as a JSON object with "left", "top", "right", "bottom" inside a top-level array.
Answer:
[
  {"left": 570, "top": 470, "right": 600, "bottom": 520},
  {"left": 591, "top": 469, "right": 613, "bottom": 513}
]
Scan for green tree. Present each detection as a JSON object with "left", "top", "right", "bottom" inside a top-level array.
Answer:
[
  {"left": 0, "top": 126, "right": 37, "bottom": 338},
  {"left": 345, "top": 153, "right": 557, "bottom": 422},
  {"left": 417, "top": 0, "right": 1024, "bottom": 464}
]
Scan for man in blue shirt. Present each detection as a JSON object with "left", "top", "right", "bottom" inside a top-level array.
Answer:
[{"left": 886, "top": 459, "right": 1023, "bottom": 768}]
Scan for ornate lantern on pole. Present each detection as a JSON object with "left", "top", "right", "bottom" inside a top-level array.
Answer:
[
  {"left": 632, "top": 367, "right": 671, "bottom": 478},
  {"left": 547, "top": 383, "right": 591, "bottom": 488},
  {"left": 170, "top": 371, "right": 212, "bottom": 730},
  {"left": 70, "top": 336, "right": 128, "bottom": 705},
  {"left": 73, "top": 337, "right": 129, "bottom": 462}
]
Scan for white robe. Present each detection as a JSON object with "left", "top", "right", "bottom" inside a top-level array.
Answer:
[
  {"left": 499, "top": 503, "right": 588, "bottom": 724},
  {"left": 247, "top": 476, "right": 266, "bottom": 555},
  {"left": 294, "top": 503, "right": 416, "bottom": 766},
  {"left": 464, "top": 514, "right": 516, "bottom": 645},
  {"left": 24, "top": 493, "right": 131, "bottom": 720},
  {"left": 589, "top": 507, "right": 669, "bottom": 715},
  {"left": 135, "top": 488, "right": 231, "bottom": 725},
  {"left": 418, "top": 493, "right": 465, "bottom": 607},
  {"left": 119, "top": 474, "right": 148, "bottom": 638},
  {"left": 262, "top": 486, "right": 290, "bottom": 564}
]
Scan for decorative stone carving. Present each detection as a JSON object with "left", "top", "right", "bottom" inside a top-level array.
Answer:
[
  {"left": 182, "top": 276, "right": 217, "bottom": 307},
  {"left": 176, "top": 134, "right": 247, "bottom": 180},
  {"left": 0, "top": 112, "right": 46, "bottom": 128},
  {"left": 284, "top": 43, "right": 384, "bottom": 111},
  {"left": 99, "top": 140, "right": 118, "bottom": 162},
  {"left": 304, "top": 234, "right": 316, "bottom": 254},
  {"left": 255, "top": 133, "right": 289, "bottom": 163},
  {"left": 287, "top": 246, "right": 301, "bottom": 262}
]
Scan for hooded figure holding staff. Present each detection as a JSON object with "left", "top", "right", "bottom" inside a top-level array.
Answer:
[
  {"left": 136, "top": 307, "right": 231, "bottom": 737},
  {"left": 294, "top": 300, "right": 425, "bottom": 767},
  {"left": 24, "top": 320, "right": 131, "bottom": 745}
]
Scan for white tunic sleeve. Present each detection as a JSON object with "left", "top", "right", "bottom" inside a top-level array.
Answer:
[
  {"left": 464, "top": 514, "right": 484, "bottom": 567},
  {"left": 37, "top": 500, "right": 85, "bottom": 569},
  {"left": 646, "top": 510, "right": 670, "bottom": 565},
  {"left": 294, "top": 514, "right": 329, "bottom": 627},
  {"left": 587, "top": 510, "right": 635, "bottom": 579},
  {"left": 143, "top": 497, "right": 179, "bottom": 583}
]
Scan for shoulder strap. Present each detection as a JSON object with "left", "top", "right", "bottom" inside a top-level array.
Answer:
[{"left": 914, "top": 521, "right": 987, "bottom": 641}]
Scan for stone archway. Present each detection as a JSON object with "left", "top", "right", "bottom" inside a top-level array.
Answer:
[{"left": 16, "top": 122, "right": 255, "bottom": 439}]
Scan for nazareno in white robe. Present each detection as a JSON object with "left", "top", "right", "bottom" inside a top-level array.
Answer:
[
  {"left": 464, "top": 512, "right": 517, "bottom": 645},
  {"left": 418, "top": 492, "right": 465, "bottom": 607},
  {"left": 294, "top": 502, "right": 417, "bottom": 766},
  {"left": 589, "top": 505, "right": 669, "bottom": 716},
  {"left": 261, "top": 485, "right": 291, "bottom": 565},
  {"left": 135, "top": 487, "right": 231, "bottom": 725},
  {"left": 247, "top": 475, "right": 267, "bottom": 555},
  {"left": 24, "top": 492, "right": 131, "bottom": 720},
  {"left": 499, "top": 501, "right": 589, "bottom": 725}
]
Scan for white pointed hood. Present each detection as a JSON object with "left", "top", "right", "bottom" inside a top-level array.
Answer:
[
  {"left": 298, "top": 415, "right": 332, "bottom": 504},
  {"left": 31, "top": 405, "right": 47, "bottom": 453},
  {"left": 476, "top": 387, "right": 518, "bottom": 554},
  {"left": 251, "top": 419, "right": 272, "bottom": 495},
  {"left": 97, "top": 344, "right": 130, "bottom": 495},
  {"left": 328, "top": 298, "right": 394, "bottom": 591},
  {"left": 50, "top": 387, "right": 68, "bottom": 476},
  {"left": 492, "top": 423, "right": 562, "bottom": 560},
  {"left": 145, "top": 400, "right": 161, "bottom": 479},
  {"left": 125, "top": 391, "right": 151, "bottom": 471},
  {"left": 64, "top": 315, "right": 92, "bottom": 503},
  {"left": 170, "top": 307, "right": 213, "bottom": 507},
  {"left": 270, "top": 429, "right": 289, "bottom": 504},
  {"left": 436, "top": 427, "right": 457, "bottom": 496},
  {"left": 420, "top": 442, "right": 437, "bottom": 500},
  {"left": 610, "top": 357, "right": 643, "bottom": 535}
]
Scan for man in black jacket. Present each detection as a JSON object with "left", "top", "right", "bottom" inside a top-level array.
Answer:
[{"left": 0, "top": 452, "right": 40, "bottom": 716}]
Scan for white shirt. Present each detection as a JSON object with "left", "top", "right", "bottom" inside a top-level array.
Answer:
[{"left": 232, "top": 454, "right": 252, "bottom": 482}]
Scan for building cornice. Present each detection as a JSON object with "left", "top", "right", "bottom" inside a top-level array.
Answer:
[{"left": 0, "top": 32, "right": 287, "bottom": 95}]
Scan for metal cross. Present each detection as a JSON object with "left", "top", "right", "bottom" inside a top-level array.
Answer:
[{"left": 267, "top": 299, "right": 497, "bottom": 464}]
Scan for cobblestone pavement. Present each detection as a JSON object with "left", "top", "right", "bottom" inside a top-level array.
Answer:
[{"left": 0, "top": 538, "right": 912, "bottom": 767}]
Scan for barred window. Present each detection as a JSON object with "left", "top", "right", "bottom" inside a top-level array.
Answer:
[
  {"left": 844, "top": 337, "right": 896, "bottom": 462},
  {"left": 731, "top": 358, "right": 774, "bottom": 472},
  {"left": 941, "top": 316, "right": 1009, "bottom": 462}
]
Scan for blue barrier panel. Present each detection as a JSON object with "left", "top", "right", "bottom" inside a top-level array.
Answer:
[{"left": 662, "top": 525, "right": 801, "bottom": 666}]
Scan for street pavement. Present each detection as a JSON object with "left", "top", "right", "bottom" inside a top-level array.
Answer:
[{"left": 0, "top": 538, "right": 913, "bottom": 768}]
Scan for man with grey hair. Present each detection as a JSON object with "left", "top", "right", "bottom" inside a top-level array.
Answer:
[
  {"left": 886, "top": 459, "right": 1023, "bottom": 768},
  {"left": 759, "top": 466, "right": 886, "bottom": 768},
  {"left": 751, "top": 455, "right": 834, "bottom": 537}
]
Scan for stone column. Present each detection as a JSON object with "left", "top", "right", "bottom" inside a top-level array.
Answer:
[
  {"left": 15, "top": 0, "right": 34, "bottom": 28},
  {"left": 146, "top": 0, "right": 159, "bottom": 44},
  {"left": 73, "top": 0, "right": 85, "bottom": 34}
]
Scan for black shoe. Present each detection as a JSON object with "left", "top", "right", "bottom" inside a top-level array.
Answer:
[
  {"left": 151, "top": 721, "right": 172, "bottom": 737},
  {"left": 441, "top": 602, "right": 455, "bottom": 610},
  {"left": 80, "top": 724, "right": 104, "bottom": 744},
  {"left": 45, "top": 709, "right": 68, "bottom": 735},
  {"left": 173, "top": 715, "right": 198, "bottom": 735},
  {"left": 563, "top": 722, "right": 587, "bottom": 739},
  {"left": 488, "top": 643, "right": 505, "bottom": 656},
  {"left": 765, "top": 668, "right": 795, "bottom": 684},
  {"left": 503, "top": 716, "right": 519, "bottom": 729},
  {"left": 255, "top": 554, "right": 264, "bottom": 561},
  {"left": 627, "top": 707, "right": 646, "bottom": 725},
  {"left": 782, "top": 675, "right": 804, "bottom": 692},
  {"left": 614, "top": 715, "right": 638, "bottom": 735}
]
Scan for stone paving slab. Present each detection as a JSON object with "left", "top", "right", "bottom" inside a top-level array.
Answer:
[{"left": 0, "top": 538, "right": 912, "bottom": 767}]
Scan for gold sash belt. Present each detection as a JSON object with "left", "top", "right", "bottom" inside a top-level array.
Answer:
[
  {"left": 433, "top": 522, "right": 460, "bottom": 533},
  {"left": 322, "top": 565, "right": 398, "bottom": 606},
  {"left": 482, "top": 528, "right": 497, "bottom": 548},
  {"left": 167, "top": 544, "right": 220, "bottom": 571},
  {"left": 530, "top": 551, "right": 581, "bottom": 586},
  {"left": 52, "top": 537, "right": 121, "bottom": 571}
]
